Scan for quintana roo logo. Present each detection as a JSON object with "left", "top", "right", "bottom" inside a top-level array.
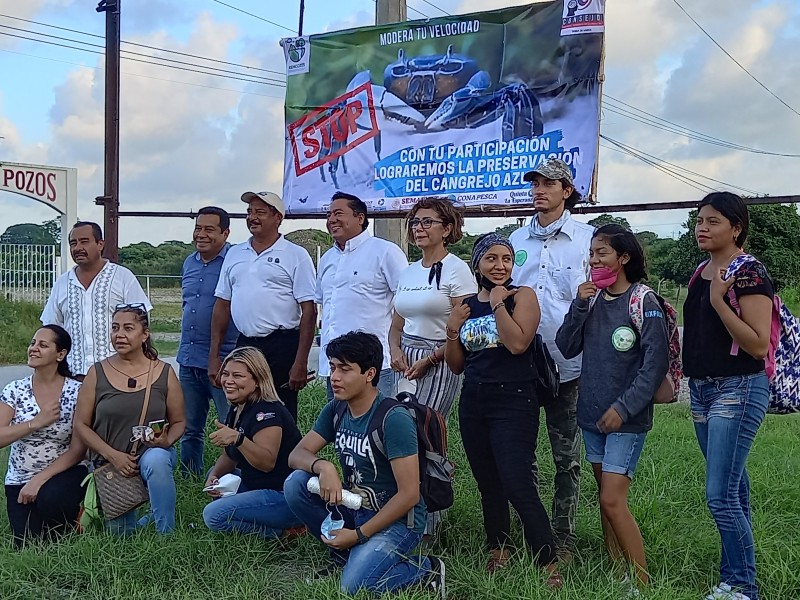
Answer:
[{"left": 287, "top": 38, "right": 306, "bottom": 63}]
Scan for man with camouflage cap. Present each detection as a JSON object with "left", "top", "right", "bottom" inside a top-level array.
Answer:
[{"left": 509, "top": 157, "right": 594, "bottom": 556}]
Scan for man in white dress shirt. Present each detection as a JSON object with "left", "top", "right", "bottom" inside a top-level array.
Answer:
[
  {"left": 41, "top": 221, "right": 152, "bottom": 378},
  {"left": 509, "top": 158, "right": 594, "bottom": 556},
  {"left": 209, "top": 191, "right": 317, "bottom": 421},
  {"left": 316, "top": 192, "right": 407, "bottom": 402}
]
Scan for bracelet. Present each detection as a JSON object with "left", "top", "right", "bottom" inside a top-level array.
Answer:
[
  {"left": 445, "top": 328, "right": 460, "bottom": 341},
  {"left": 427, "top": 354, "right": 439, "bottom": 367},
  {"left": 310, "top": 457, "right": 324, "bottom": 475},
  {"left": 233, "top": 431, "right": 245, "bottom": 447},
  {"left": 491, "top": 301, "right": 506, "bottom": 313},
  {"left": 27, "top": 421, "right": 33, "bottom": 431}
]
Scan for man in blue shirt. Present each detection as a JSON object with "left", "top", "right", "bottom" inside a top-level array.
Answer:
[
  {"left": 178, "top": 207, "right": 239, "bottom": 476},
  {"left": 285, "top": 332, "right": 444, "bottom": 598}
]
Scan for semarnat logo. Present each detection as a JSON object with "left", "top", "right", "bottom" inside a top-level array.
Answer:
[{"left": 282, "top": 36, "right": 310, "bottom": 75}]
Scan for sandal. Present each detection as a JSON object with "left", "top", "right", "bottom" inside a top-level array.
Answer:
[
  {"left": 486, "top": 549, "right": 510, "bottom": 574},
  {"left": 545, "top": 570, "right": 564, "bottom": 590}
]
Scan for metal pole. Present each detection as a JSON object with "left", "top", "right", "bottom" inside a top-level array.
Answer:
[
  {"left": 298, "top": 0, "right": 305, "bottom": 36},
  {"left": 373, "top": 0, "right": 408, "bottom": 255},
  {"left": 95, "top": 0, "right": 121, "bottom": 262}
]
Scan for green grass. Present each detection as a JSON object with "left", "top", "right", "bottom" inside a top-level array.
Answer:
[
  {"left": 0, "top": 299, "right": 181, "bottom": 364},
  {"left": 0, "top": 298, "right": 45, "bottom": 364},
  {"left": 1, "top": 386, "right": 799, "bottom": 599}
]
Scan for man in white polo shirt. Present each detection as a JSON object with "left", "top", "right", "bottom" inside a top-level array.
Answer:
[
  {"left": 209, "top": 191, "right": 317, "bottom": 421},
  {"left": 316, "top": 191, "right": 407, "bottom": 402},
  {"left": 509, "top": 157, "right": 594, "bottom": 556}
]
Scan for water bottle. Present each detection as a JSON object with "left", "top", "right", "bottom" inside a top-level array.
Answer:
[{"left": 307, "top": 476, "right": 362, "bottom": 509}]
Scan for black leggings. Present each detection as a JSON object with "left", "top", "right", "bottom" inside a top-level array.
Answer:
[
  {"left": 5, "top": 463, "right": 88, "bottom": 548},
  {"left": 459, "top": 380, "right": 557, "bottom": 566},
  {"left": 238, "top": 329, "right": 300, "bottom": 421}
]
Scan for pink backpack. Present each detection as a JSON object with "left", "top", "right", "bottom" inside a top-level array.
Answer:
[
  {"left": 689, "top": 255, "right": 800, "bottom": 414},
  {"left": 589, "top": 283, "right": 681, "bottom": 404}
]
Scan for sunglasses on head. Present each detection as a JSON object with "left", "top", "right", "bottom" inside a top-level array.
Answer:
[{"left": 115, "top": 303, "right": 147, "bottom": 311}]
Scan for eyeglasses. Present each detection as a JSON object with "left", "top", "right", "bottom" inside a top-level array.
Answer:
[
  {"left": 114, "top": 303, "right": 148, "bottom": 313},
  {"left": 409, "top": 218, "right": 444, "bottom": 230}
]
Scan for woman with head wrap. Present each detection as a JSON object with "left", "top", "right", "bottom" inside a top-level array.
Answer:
[{"left": 444, "top": 233, "right": 562, "bottom": 586}]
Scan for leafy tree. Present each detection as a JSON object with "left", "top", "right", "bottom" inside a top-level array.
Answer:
[
  {"left": 285, "top": 229, "right": 333, "bottom": 266},
  {"left": 588, "top": 214, "right": 631, "bottom": 229},
  {"left": 0, "top": 223, "right": 57, "bottom": 245},
  {"left": 41, "top": 219, "right": 61, "bottom": 245}
]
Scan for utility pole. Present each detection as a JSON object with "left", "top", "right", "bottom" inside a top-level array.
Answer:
[
  {"left": 298, "top": 0, "right": 305, "bottom": 35},
  {"left": 95, "top": 0, "right": 121, "bottom": 261},
  {"left": 374, "top": 0, "right": 408, "bottom": 254}
]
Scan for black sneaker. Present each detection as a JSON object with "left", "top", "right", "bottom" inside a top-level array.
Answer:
[{"left": 424, "top": 556, "right": 445, "bottom": 600}]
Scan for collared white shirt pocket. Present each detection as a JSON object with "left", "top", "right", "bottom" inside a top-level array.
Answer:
[{"left": 551, "top": 266, "right": 579, "bottom": 302}]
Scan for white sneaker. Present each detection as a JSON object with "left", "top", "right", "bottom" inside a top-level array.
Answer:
[{"left": 704, "top": 583, "right": 750, "bottom": 600}]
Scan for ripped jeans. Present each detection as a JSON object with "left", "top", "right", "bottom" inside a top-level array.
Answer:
[{"left": 690, "top": 372, "right": 768, "bottom": 600}]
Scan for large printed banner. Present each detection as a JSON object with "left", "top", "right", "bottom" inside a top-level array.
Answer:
[{"left": 282, "top": 0, "right": 604, "bottom": 215}]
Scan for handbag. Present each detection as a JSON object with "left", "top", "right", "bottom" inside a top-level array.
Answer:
[
  {"left": 533, "top": 334, "right": 560, "bottom": 401},
  {"left": 94, "top": 362, "right": 154, "bottom": 520}
]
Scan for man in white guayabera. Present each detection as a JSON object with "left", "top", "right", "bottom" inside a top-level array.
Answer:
[{"left": 41, "top": 221, "right": 151, "bottom": 379}]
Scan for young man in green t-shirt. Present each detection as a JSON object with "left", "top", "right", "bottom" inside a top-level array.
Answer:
[{"left": 285, "top": 331, "right": 444, "bottom": 597}]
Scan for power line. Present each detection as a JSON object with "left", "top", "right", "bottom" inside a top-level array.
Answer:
[
  {"left": 0, "top": 14, "right": 287, "bottom": 78},
  {"left": 416, "top": 0, "right": 450, "bottom": 16},
  {"left": 0, "top": 47, "right": 283, "bottom": 98},
  {"left": 602, "top": 97, "right": 800, "bottom": 157},
  {"left": 671, "top": 0, "right": 800, "bottom": 120},
  {"left": 0, "top": 24, "right": 286, "bottom": 84},
  {"left": 370, "top": 0, "right": 430, "bottom": 20},
  {"left": 209, "top": 0, "right": 295, "bottom": 33},
  {"left": 600, "top": 135, "right": 763, "bottom": 197},
  {"left": 600, "top": 137, "right": 716, "bottom": 194},
  {"left": 0, "top": 30, "right": 286, "bottom": 88}
]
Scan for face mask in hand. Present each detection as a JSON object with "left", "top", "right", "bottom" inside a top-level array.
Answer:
[
  {"left": 591, "top": 266, "right": 619, "bottom": 290},
  {"left": 321, "top": 504, "right": 345, "bottom": 540}
]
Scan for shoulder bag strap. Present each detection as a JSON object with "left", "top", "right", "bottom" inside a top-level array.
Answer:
[{"left": 129, "top": 360, "right": 155, "bottom": 457}]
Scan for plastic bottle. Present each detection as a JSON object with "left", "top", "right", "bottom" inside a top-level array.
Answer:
[{"left": 307, "top": 476, "right": 362, "bottom": 509}]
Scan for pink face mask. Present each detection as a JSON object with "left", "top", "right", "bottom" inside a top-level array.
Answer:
[{"left": 591, "top": 266, "right": 618, "bottom": 290}]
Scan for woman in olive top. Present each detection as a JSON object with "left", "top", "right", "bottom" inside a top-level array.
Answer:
[{"left": 74, "top": 304, "right": 185, "bottom": 535}]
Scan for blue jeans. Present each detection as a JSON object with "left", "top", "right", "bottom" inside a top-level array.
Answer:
[
  {"left": 106, "top": 447, "right": 178, "bottom": 535},
  {"left": 179, "top": 365, "right": 230, "bottom": 476},
  {"left": 283, "top": 470, "right": 429, "bottom": 595},
  {"left": 203, "top": 488, "right": 302, "bottom": 538},
  {"left": 326, "top": 368, "right": 395, "bottom": 403},
  {"left": 690, "top": 372, "right": 769, "bottom": 600},
  {"left": 582, "top": 430, "right": 648, "bottom": 479}
]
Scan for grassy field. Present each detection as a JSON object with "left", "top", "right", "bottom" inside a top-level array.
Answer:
[
  {"left": 0, "top": 384, "right": 798, "bottom": 600},
  {"left": 0, "top": 298, "right": 181, "bottom": 364}
]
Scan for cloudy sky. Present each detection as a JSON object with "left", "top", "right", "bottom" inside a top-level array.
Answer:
[{"left": 1, "top": 0, "right": 799, "bottom": 248}]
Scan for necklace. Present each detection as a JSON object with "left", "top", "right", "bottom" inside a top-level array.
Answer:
[
  {"left": 106, "top": 358, "right": 151, "bottom": 388},
  {"left": 604, "top": 289, "right": 626, "bottom": 299}
]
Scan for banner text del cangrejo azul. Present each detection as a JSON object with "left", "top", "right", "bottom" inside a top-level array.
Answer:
[{"left": 281, "top": 0, "right": 605, "bottom": 215}]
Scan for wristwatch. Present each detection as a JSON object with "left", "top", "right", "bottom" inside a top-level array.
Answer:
[
  {"left": 355, "top": 526, "right": 369, "bottom": 545},
  {"left": 233, "top": 431, "right": 245, "bottom": 447}
]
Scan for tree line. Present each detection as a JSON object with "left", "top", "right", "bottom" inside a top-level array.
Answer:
[{"left": 2, "top": 204, "right": 799, "bottom": 290}]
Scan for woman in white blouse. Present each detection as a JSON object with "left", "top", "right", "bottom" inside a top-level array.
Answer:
[
  {"left": 390, "top": 198, "right": 476, "bottom": 533},
  {"left": 1, "top": 325, "right": 87, "bottom": 548}
]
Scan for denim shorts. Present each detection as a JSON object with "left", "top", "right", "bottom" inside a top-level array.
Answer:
[{"left": 582, "top": 430, "right": 647, "bottom": 479}]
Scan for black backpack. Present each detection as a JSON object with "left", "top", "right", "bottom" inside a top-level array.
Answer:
[{"left": 332, "top": 392, "right": 455, "bottom": 526}]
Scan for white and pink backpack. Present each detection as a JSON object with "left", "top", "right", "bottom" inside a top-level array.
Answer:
[{"left": 689, "top": 254, "right": 800, "bottom": 414}]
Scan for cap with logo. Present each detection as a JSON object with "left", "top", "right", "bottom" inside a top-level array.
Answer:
[
  {"left": 241, "top": 191, "right": 286, "bottom": 217},
  {"left": 523, "top": 158, "right": 574, "bottom": 187}
]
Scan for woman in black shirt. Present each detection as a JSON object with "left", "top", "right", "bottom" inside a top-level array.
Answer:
[
  {"left": 203, "top": 347, "right": 303, "bottom": 538},
  {"left": 444, "top": 233, "right": 561, "bottom": 587},
  {"left": 683, "top": 192, "right": 774, "bottom": 600}
]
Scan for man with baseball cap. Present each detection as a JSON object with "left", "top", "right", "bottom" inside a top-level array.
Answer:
[
  {"left": 209, "top": 191, "right": 317, "bottom": 421},
  {"left": 509, "top": 157, "right": 594, "bottom": 557}
]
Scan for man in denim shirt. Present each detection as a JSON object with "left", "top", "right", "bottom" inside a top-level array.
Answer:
[{"left": 178, "top": 207, "right": 239, "bottom": 476}]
